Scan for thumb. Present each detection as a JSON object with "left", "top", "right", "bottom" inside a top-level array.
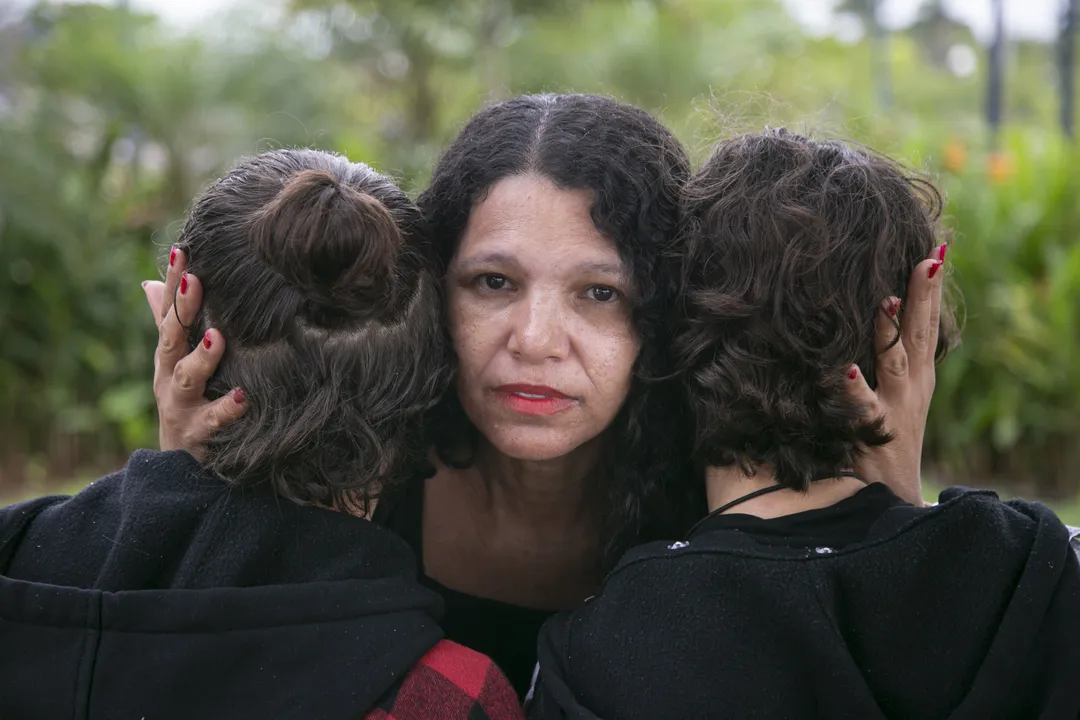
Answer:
[{"left": 142, "top": 280, "right": 165, "bottom": 322}]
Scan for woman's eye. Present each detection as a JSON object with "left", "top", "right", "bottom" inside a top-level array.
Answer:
[
  {"left": 586, "top": 286, "right": 618, "bottom": 303},
  {"left": 479, "top": 274, "right": 508, "bottom": 290}
]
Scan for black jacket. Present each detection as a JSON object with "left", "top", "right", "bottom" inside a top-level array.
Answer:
[
  {"left": 0, "top": 450, "right": 444, "bottom": 720},
  {"left": 530, "top": 488, "right": 1080, "bottom": 719}
]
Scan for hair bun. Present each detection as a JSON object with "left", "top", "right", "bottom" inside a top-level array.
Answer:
[{"left": 251, "top": 168, "right": 401, "bottom": 324}]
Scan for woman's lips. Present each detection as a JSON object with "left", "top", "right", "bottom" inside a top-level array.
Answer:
[{"left": 495, "top": 384, "right": 576, "bottom": 416}]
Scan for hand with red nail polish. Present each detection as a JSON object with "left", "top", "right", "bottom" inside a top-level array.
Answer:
[
  {"left": 847, "top": 245, "right": 947, "bottom": 506},
  {"left": 146, "top": 248, "right": 247, "bottom": 461}
]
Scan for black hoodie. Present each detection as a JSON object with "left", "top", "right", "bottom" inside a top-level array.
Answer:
[
  {"left": 529, "top": 487, "right": 1080, "bottom": 719},
  {"left": 0, "top": 450, "right": 444, "bottom": 720}
]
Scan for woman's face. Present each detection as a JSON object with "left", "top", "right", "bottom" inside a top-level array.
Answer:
[{"left": 447, "top": 174, "right": 640, "bottom": 462}]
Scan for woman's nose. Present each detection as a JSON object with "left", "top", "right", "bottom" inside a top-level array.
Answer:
[{"left": 506, "top": 292, "right": 570, "bottom": 362}]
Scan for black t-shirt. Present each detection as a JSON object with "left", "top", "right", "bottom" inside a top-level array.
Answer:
[
  {"left": 374, "top": 475, "right": 554, "bottom": 699},
  {"left": 689, "top": 481, "right": 910, "bottom": 549}
]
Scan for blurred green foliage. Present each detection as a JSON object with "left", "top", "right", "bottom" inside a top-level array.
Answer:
[
  {"left": 1, "top": 0, "right": 1078, "bottom": 503},
  {"left": 929, "top": 130, "right": 1080, "bottom": 498}
]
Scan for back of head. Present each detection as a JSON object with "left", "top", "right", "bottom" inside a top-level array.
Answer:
[
  {"left": 176, "top": 148, "right": 448, "bottom": 509},
  {"left": 676, "top": 129, "right": 958, "bottom": 490}
]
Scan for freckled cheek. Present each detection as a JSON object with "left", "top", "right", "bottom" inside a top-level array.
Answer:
[
  {"left": 582, "top": 326, "right": 640, "bottom": 412},
  {"left": 448, "top": 296, "right": 500, "bottom": 399}
]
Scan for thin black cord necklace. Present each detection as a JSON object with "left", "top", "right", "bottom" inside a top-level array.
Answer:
[{"left": 685, "top": 470, "right": 867, "bottom": 540}]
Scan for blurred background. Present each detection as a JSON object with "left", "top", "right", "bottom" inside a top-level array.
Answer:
[{"left": 1, "top": 0, "right": 1078, "bottom": 521}]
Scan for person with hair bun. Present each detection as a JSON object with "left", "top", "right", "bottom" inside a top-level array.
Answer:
[
  {"left": 145, "top": 95, "right": 945, "bottom": 699},
  {"left": 0, "top": 149, "right": 523, "bottom": 720},
  {"left": 529, "top": 130, "right": 1080, "bottom": 719}
]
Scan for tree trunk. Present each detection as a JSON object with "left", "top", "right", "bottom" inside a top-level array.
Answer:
[
  {"left": 401, "top": 32, "right": 437, "bottom": 148},
  {"left": 1060, "top": 0, "right": 1077, "bottom": 138},
  {"left": 481, "top": 0, "right": 511, "bottom": 102},
  {"left": 868, "top": 0, "right": 892, "bottom": 112},
  {"left": 986, "top": 0, "right": 1006, "bottom": 146}
]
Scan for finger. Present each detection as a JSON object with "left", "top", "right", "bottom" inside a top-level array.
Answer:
[
  {"left": 925, "top": 245, "right": 945, "bottom": 363},
  {"left": 873, "top": 297, "right": 908, "bottom": 394},
  {"left": 156, "top": 272, "right": 203, "bottom": 383},
  {"left": 843, "top": 364, "right": 884, "bottom": 422},
  {"left": 160, "top": 388, "right": 247, "bottom": 456},
  {"left": 171, "top": 326, "right": 226, "bottom": 403},
  {"left": 143, "top": 280, "right": 165, "bottom": 320},
  {"left": 159, "top": 246, "right": 187, "bottom": 324},
  {"left": 900, "top": 244, "right": 946, "bottom": 366},
  {"left": 203, "top": 387, "right": 249, "bottom": 435},
  {"left": 168, "top": 316, "right": 219, "bottom": 408}
]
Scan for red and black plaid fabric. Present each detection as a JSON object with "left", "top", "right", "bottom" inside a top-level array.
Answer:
[{"left": 366, "top": 640, "right": 525, "bottom": 720}]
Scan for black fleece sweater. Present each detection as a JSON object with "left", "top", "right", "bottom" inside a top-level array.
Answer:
[
  {"left": 529, "top": 487, "right": 1080, "bottom": 719},
  {"left": 0, "top": 450, "right": 444, "bottom": 720}
]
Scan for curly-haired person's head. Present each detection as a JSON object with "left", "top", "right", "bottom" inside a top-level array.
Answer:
[
  {"left": 418, "top": 94, "right": 698, "bottom": 561},
  {"left": 176, "top": 148, "right": 448, "bottom": 512},
  {"left": 676, "top": 129, "right": 958, "bottom": 491}
]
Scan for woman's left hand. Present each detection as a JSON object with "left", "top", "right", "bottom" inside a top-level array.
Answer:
[{"left": 848, "top": 245, "right": 947, "bottom": 506}]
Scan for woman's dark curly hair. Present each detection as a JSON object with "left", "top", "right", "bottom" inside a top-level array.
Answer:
[
  {"left": 417, "top": 94, "right": 701, "bottom": 563},
  {"left": 676, "top": 129, "right": 958, "bottom": 491},
  {"left": 177, "top": 148, "right": 449, "bottom": 511}
]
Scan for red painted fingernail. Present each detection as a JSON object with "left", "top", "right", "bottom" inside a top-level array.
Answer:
[
  {"left": 928, "top": 261, "right": 942, "bottom": 279},
  {"left": 180, "top": 273, "right": 188, "bottom": 295},
  {"left": 169, "top": 247, "right": 177, "bottom": 266},
  {"left": 202, "top": 332, "right": 212, "bottom": 350},
  {"left": 232, "top": 387, "right": 246, "bottom": 404},
  {"left": 848, "top": 366, "right": 858, "bottom": 380},
  {"left": 938, "top": 244, "right": 948, "bottom": 262}
]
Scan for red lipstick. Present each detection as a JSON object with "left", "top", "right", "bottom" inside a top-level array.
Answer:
[{"left": 495, "top": 384, "right": 576, "bottom": 416}]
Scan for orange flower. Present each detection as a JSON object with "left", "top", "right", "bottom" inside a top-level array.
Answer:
[
  {"left": 943, "top": 139, "right": 966, "bottom": 173},
  {"left": 987, "top": 152, "right": 1014, "bottom": 185}
]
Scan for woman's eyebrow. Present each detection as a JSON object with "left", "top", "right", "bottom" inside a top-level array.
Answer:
[
  {"left": 577, "top": 261, "right": 628, "bottom": 279},
  {"left": 454, "top": 252, "right": 520, "bottom": 273}
]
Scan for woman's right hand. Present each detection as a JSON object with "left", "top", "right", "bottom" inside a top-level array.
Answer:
[
  {"left": 141, "top": 247, "right": 247, "bottom": 462},
  {"left": 847, "top": 245, "right": 946, "bottom": 506}
]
